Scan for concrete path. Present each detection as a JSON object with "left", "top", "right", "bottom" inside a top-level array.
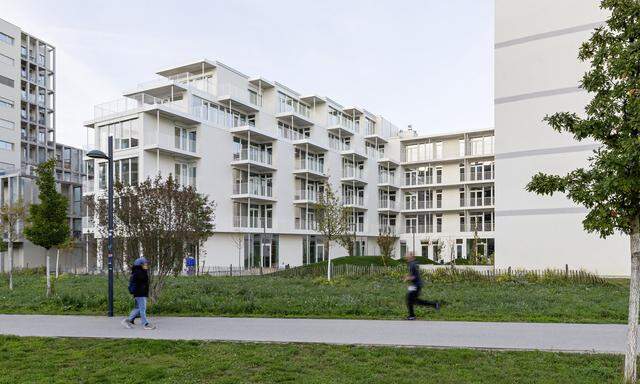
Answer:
[{"left": 0, "top": 314, "right": 629, "bottom": 354}]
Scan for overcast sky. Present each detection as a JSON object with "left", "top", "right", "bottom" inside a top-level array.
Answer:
[{"left": 3, "top": 0, "right": 493, "bottom": 147}]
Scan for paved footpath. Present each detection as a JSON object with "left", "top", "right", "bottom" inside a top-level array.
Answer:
[{"left": 0, "top": 314, "right": 630, "bottom": 354}]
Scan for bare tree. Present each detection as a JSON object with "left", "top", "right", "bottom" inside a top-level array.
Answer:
[
  {"left": 315, "top": 183, "right": 350, "bottom": 280},
  {"left": 0, "top": 200, "right": 26, "bottom": 290},
  {"left": 376, "top": 228, "right": 398, "bottom": 266},
  {"left": 94, "top": 175, "right": 216, "bottom": 301},
  {"left": 231, "top": 232, "right": 244, "bottom": 269}
]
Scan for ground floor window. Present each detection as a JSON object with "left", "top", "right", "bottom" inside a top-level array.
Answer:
[
  {"left": 303, "top": 235, "right": 327, "bottom": 265},
  {"left": 465, "top": 238, "right": 495, "bottom": 261},
  {"left": 243, "top": 234, "right": 278, "bottom": 269}
]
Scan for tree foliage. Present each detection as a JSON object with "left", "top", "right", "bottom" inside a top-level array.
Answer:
[
  {"left": 376, "top": 228, "right": 398, "bottom": 266},
  {"left": 24, "top": 159, "right": 69, "bottom": 250},
  {"left": 315, "top": 183, "right": 350, "bottom": 279},
  {"left": 93, "top": 175, "right": 215, "bottom": 301}
]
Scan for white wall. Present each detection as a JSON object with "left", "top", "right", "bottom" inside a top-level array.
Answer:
[{"left": 495, "top": 0, "right": 629, "bottom": 276}]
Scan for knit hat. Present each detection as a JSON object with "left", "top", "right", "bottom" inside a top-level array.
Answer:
[{"left": 133, "top": 257, "right": 148, "bottom": 266}]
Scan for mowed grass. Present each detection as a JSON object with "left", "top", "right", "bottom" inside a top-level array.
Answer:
[
  {"left": 0, "top": 336, "right": 626, "bottom": 384},
  {"left": 0, "top": 272, "right": 630, "bottom": 323}
]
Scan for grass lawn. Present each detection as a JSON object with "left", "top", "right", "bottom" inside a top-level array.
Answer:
[
  {"left": 0, "top": 272, "right": 629, "bottom": 323},
  {"left": 0, "top": 336, "right": 626, "bottom": 383}
]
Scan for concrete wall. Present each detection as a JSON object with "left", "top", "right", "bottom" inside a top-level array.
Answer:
[{"left": 494, "top": 0, "right": 629, "bottom": 276}]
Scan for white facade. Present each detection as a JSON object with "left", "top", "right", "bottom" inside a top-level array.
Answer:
[
  {"left": 84, "top": 60, "right": 494, "bottom": 269},
  {"left": 495, "top": 1, "right": 629, "bottom": 276}
]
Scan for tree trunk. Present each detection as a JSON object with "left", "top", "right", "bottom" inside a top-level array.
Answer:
[
  {"left": 625, "top": 216, "right": 640, "bottom": 384},
  {"left": 8, "top": 242, "right": 13, "bottom": 290},
  {"left": 45, "top": 249, "right": 51, "bottom": 297},
  {"left": 326, "top": 241, "right": 332, "bottom": 281},
  {"left": 55, "top": 249, "right": 60, "bottom": 279}
]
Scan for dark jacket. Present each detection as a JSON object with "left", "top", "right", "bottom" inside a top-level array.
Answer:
[
  {"left": 129, "top": 265, "right": 149, "bottom": 298},
  {"left": 408, "top": 260, "right": 422, "bottom": 288}
]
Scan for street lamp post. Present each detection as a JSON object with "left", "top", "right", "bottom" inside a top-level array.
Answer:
[{"left": 86, "top": 136, "right": 114, "bottom": 317}]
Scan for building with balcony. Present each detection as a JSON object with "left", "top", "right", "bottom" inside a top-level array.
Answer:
[
  {"left": 394, "top": 128, "right": 495, "bottom": 262},
  {"left": 83, "top": 57, "right": 494, "bottom": 269},
  {"left": 0, "top": 18, "right": 88, "bottom": 273}
]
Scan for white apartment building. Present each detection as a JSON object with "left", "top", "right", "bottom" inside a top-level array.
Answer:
[
  {"left": 0, "top": 18, "right": 87, "bottom": 272},
  {"left": 84, "top": 59, "right": 494, "bottom": 269},
  {"left": 495, "top": 1, "right": 629, "bottom": 276},
  {"left": 396, "top": 129, "right": 495, "bottom": 262}
]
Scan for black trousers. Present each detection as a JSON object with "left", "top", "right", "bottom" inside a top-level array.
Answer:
[{"left": 407, "top": 286, "right": 437, "bottom": 317}]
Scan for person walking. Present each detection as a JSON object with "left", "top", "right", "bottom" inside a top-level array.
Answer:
[
  {"left": 121, "top": 257, "right": 156, "bottom": 330},
  {"left": 404, "top": 251, "right": 440, "bottom": 320}
]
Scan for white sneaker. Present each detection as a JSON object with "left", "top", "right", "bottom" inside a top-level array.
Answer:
[
  {"left": 143, "top": 323, "right": 156, "bottom": 330},
  {"left": 121, "top": 319, "right": 133, "bottom": 329}
]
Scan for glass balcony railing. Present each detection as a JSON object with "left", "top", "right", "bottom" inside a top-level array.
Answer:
[
  {"left": 462, "top": 222, "right": 495, "bottom": 232},
  {"left": 294, "top": 190, "right": 319, "bottom": 202},
  {"left": 348, "top": 222, "right": 365, "bottom": 233},
  {"left": 295, "top": 158, "right": 325, "bottom": 174},
  {"left": 233, "top": 216, "right": 273, "bottom": 229},
  {"left": 343, "top": 195, "right": 364, "bottom": 207},
  {"left": 328, "top": 114, "right": 354, "bottom": 131},
  {"left": 232, "top": 148, "right": 272, "bottom": 165},
  {"left": 378, "top": 225, "right": 397, "bottom": 235},
  {"left": 342, "top": 167, "right": 365, "bottom": 180},
  {"left": 460, "top": 196, "right": 494, "bottom": 207},
  {"left": 233, "top": 182, "right": 273, "bottom": 197},
  {"left": 278, "top": 100, "right": 310, "bottom": 118},
  {"left": 295, "top": 218, "right": 317, "bottom": 230},
  {"left": 378, "top": 199, "right": 398, "bottom": 210},
  {"left": 378, "top": 173, "right": 398, "bottom": 185}
]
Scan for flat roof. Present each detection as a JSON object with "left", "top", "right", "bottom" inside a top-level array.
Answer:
[{"left": 400, "top": 127, "right": 495, "bottom": 142}]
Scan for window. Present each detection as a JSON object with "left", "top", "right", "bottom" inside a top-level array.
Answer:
[
  {"left": 175, "top": 127, "right": 197, "bottom": 152},
  {"left": 0, "top": 97, "right": 14, "bottom": 109},
  {"left": 435, "top": 142, "right": 443, "bottom": 159},
  {"left": 100, "top": 157, "right": 138, "bottom": 189},
  {"left": 0, "top": 32, "right": 14, "bottom": 46},
  {"left": 278, "top": 121, "right": 308, "bottom": 140},
  {"left": 436, "top": 214, "right": 442, "bottom": 233},
  {"left": 0, "top": 53, "right": 14, "bottom": 67},
  {"left": 0, "top": 140, "right": 13, "bottom": 151},
  {"left": 459, "top": 139, "right": 466, "bottom": 156},
  {"left": 97, "top": 118, "right": 139, "bottom": 151},
  {"left": 175, "top": 163, "right": 197, "bottom": 187},
  {"left": 0, "top": 75, "right": 14, "bottom": 88},
  {"left": 278, "top": 92, "right": 310, "bottom": 117},
  {"left": 192, "top": 96, "right": 251, "bottom": 128},
  {"left": 0, "top": 118, "right": 14, "bottom": 130},
  {"left": 459, "top": 163, "right": 465, "bottom": 181}
]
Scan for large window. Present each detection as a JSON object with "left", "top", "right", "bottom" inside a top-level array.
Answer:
[
  {"left": 100, "top": 157, "right": 139, "bottom": 188},
  {"left": 277, "top": 92, "right": 310, "bottom": 117},
  {"left": 97, "top": 118, "right": 139, "bottom": 151},
  {"left": 404, "top": 142, "right": 434, "bottom": 162},
  {"left": 192, "top": 96, "right": 252, "bottom": 128},
  {"left": 0, "top": 97, "right": 14, "bottom": 109},
  {"left": 0, "top": 32, "right": 14, "bottom": 46},
  {"left": 175, "top": 163, "right": 197, "bottom": 187},
  {"left": 0, "top": 75, "right": 14, "bottom": 88},
  {"left": 469, "top": 136, "right": 494, "bottom": 156},
  {"left": 0, "top": 140, "right": 13, "bottom": 151},
  {"left": 175, "top": 127, "right": 197, "bottom": 152}
]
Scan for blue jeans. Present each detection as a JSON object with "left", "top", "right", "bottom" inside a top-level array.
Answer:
[{"left": 127, "top": 297, "right": 149, "bottom": 325}]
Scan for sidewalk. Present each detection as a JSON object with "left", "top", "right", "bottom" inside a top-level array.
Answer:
[{"left": 0, "top": 314, "right": 628, "bottom": 354}]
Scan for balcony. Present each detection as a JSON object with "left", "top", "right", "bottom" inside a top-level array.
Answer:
[
  {"left": 294, "top": 190, "right": 319, "bottom": 204},
  {"left": 348, "top": 222, "right": 365, "bottom": 234},
  {"left": 378, "top": 225, "right": 397, "bottom": 235},
  {"left": 91, "top": 93, "right": 197, "bottom": 125},
  {"left": 233, "top": 216, "right": 273, "bottom": 229},
  {"left": 230, "top": 125, "right": 277, "bottom": 143},
  {"left": 341, "top": 167, "right": 367, "bottom": 185},
  {"left": 276, "top": 102, "right": 313, "bottom": 127},
  {"left": 340, "top": 148, "right": 367, "bottom": 161},
  {"left": 82, "top": 179, "right": 95, "bottom": 195},
  {"left": 378, "top": 199, "right": 399, "bottom": 211},
  {"left": 461, "top": 222, "right": 495, "bottom": 232},
  {"left": 460, "top": 196, "right": 494, "bottom": 208},
  {"left": 217, "top": 84, "right": 261, "bottom": 113},
  {"left": 144, "top": 132, "right": 200, "bottom": 159},
  {"left": 343, "top": 195, "right": 365, "bottom": 209},
  {"left": 293, "top": 158, "right": 327, "bottom": 180},
  {"left": 231, "top": 181, "right": 275, "bottom": 202},
  {"left": 231, "top": 148, "right": 275, "bottom": 172},
  {"left": 403, "top": 225, "right": 435, "bottom": 234},
  {"left": 327, "top": 115, "right": 355, "bottom": 136},
  {"left": 377, "top": 173, "right": 399, "bottom": 188},
  {"left": 403, "top": 200, "right": 434, "bottom": 211},
  {"left": 468, "top": 171, "right": 494, "bottom": 182},
  {"left": 295, "top": 218, "right": 317, "bottom": 231}
]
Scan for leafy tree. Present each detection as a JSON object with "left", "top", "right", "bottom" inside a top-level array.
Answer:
[
  {"left": 0, "top": 200, "right": 26, "bottom": 290},
  {"left": 525, "top": 2, "right": 640, "bottom": 381},
  {"left": 376, "top": 228, "right": 398, "bottom": 266},
  {"left": 93, "top": 175, "right": 215, "bottom": 301},
  {"left": 315, "top": 183, "right": 350, "bottom": 280},
  {"left": 24, "top": 159, "right": 69, "bottom": 297}
]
